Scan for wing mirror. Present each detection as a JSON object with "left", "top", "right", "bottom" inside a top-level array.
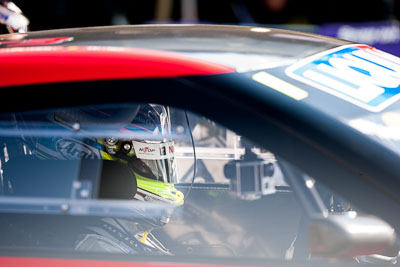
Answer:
[{"left": 309, "top": 212, "right": 397, "bottom": 259}]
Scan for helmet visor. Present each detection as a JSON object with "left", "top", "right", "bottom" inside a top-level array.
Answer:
[{"left": 131, "top": 140, "right": 177, "bottom": 184}]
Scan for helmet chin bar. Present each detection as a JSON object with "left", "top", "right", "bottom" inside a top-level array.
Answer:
[
  {"left": 132, "top": 188, "right": 176, "bottom": 228},
  {"left": 135, "top": 188, "right": 175, "bottom": 205}
]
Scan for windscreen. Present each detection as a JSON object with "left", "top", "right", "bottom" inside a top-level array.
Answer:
[{"left": 0, "top": 103, "right": 393, "bottom": 264}]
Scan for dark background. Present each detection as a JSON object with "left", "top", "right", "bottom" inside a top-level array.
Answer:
[
  {"left": 4, "top": 0, "right": 400, "bottom": 56},
  {"left": 9, "top": 0, "right": 399, "bottom": 30}
]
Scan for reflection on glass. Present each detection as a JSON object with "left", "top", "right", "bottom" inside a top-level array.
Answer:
[{"left": 0, "top": 103, "right": 394, "bottom": 264}]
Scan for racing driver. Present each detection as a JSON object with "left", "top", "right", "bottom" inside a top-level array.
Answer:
[{"left": 73, "top": 104, "right": 185, "bottom": 255}]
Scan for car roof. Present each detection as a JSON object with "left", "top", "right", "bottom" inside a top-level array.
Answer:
[
  {"left": 1, "top": 25, "right": 399, "bottom": 122},
  {"left": 9, "top": 24, "right": 347, "bottom": 56},
  {"left": 0, "top": 24, "right": 349, "bottom": 74}
]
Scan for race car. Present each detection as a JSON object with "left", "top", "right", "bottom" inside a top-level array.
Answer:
[{"left": 0, "top": 24, "right": 399, "bottom": 267}]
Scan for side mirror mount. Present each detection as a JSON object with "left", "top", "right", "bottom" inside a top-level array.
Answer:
[{"left": 309, "top": 213, "right": 397, "bottom": 259}]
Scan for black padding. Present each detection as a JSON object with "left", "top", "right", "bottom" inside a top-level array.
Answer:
[{"left": 98, "top": 160, "right": 137, "bottom": 199}]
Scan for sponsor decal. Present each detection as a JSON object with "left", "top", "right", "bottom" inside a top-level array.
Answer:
[
  {"left": 139, "top": 146, "right": 156, "bottom": 154},
  {"left": 160, "top": 146, "right": 166, "bottom": 156},
  {"left": 56, "top": 139, "right": 99, "bottom": 160},
  {"left": 133, "top": 141, "right": 175, "bottom": 160},
  {"left": 286, "top": 44, "right": 400, "bottom": 112},
  {"left": 252, "top": 71, "right": 308, "bottom": 100}
]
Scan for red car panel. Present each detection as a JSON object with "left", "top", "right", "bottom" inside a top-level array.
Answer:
[{"left": 0, "top": 46, "right": 235, "bottom": 87}]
